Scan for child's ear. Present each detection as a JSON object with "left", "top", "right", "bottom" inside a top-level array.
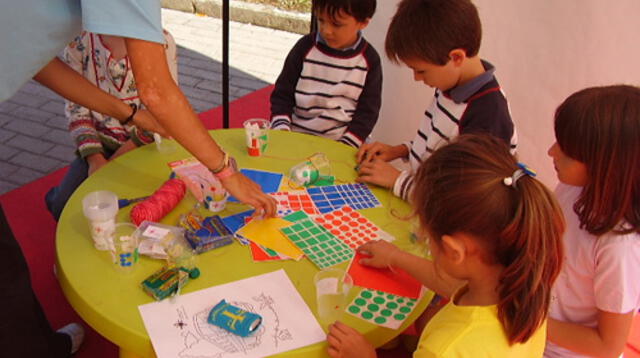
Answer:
[
  {"left": 358, "top": 18, "right": 371, "bottom": 30},
  {"left": 442, "top": 234, "right": 466, "bottom": 264},
  {"left": 448, "top": 49, "right": 467, "bottom": 66}
]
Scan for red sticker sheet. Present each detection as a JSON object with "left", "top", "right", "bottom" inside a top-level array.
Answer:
[
  {"left": 348, "top": 252, "right": 422, "bottom": 299},
  {"left": 314, "top": 206, "right": 394, "bottom": 249},
  {"left": 270, "top": 190, "right": 320, "bottom": 217}
]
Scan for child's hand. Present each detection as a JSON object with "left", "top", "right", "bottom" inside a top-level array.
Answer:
[
  {"left": 327, "top": 321, "right": 377, "bottom": 358},
  {"left": 357, "top": 142, "right": 407, "bottom": 164},
  {"left": 87, "top": 153, "right": 108, "bottom": 176},
  {"left": 132, "top": 109, "right": 170, "bottom": 138},
  {"left": 110, "top": 140, "right": 136, "bottom": 160},
  {"left": 356, "top": 142, "right": 395, "bottom": 164},
  {"left": 356, "top": 160, "right": 401, "bottom": 188},
  {"left": 357, "top": 240, "right": 400, "bottom": 269}
]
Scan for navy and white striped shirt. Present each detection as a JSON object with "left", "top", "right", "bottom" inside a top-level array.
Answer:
[
  {"left": 394, "top": 61, "right": 517, "bottom": 200},
  {"left": 270, "top": 33, "right": 382, "bottom": 148}
]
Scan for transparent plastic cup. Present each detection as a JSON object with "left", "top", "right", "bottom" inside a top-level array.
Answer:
[
  {"left": 153, "top": 133, "right": 177, "bottom": 154},
  {"left": 243, "top": 118, "right": 269, "bottom": 156},
  {"left": 314, "top": 268, "right": 353, "bottom": 327},
  {"left": 82, "top": 191, "right": 118, "bottom": 250},
  {"left": 289, "top": 153, "right": 332, "bottom": 187},
  {"left": 109, "top": 223, "right": 139, "bottom": 273}
]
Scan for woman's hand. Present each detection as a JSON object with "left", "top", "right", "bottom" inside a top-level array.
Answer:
[{"left": 220, "top": 173, "right": 277, "bottom": 217}]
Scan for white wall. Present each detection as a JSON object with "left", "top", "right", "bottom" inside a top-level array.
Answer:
[{"left": 365, "top": 0, "right": 640, "bottom": 186}]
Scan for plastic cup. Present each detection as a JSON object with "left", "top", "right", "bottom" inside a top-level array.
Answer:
[
  {"left": 243, "top": 118, "right": 269, "bottom": 156},
  {"left": 82, "top": 191, "right": 119, "bottom": 250},
  {"left": 153, "top": 133, "right": 177, "bottom": 154},
  {"left": 314, "top": 269, "right": 353, "bottom": 327},
  {"left": 109, "top": 223, "right": 139, "bottom": 273},
  {"left": 289, "top": 153, "right": 333, "bottom": 187}
]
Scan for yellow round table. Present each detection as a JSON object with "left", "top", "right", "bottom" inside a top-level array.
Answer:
[{"left": 56, "top": 129, "right": 432, "bottom": 358}]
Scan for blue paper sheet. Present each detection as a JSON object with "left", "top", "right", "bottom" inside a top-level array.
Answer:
[{"left": 307, "top": 183, "right": 382, "bottom": 213}]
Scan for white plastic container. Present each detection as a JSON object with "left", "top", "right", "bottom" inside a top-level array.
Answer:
[{"left": 82, "top": 190, "right": 119, "bottom": 250}]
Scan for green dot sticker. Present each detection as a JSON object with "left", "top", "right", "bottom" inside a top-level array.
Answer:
[
  {"left": 346, "top": 289, "right": 417, "bottom": 330},
  {"left": 394, "top": 313, "right": 406, "bottom": 320},
  {"left": 374, "top": 316, "right": 387, "bottom": 324}
]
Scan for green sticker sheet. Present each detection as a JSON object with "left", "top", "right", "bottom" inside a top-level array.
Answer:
[
  {"left": 280, "top": 212, "right": 354, "bottom": 269},
  {"left": 346, "top": 289, "right": 418, "bottom": 329}
]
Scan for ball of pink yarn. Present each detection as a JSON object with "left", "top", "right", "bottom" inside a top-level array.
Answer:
[{"left": 130, "top": 178, "right": 186, "bottom": 226}]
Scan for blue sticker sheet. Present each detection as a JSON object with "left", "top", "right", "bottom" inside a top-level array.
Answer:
[
  {"left": 307, "top": 183, "right": 382, "bottom": 213},
  {"left": 228, "top": 169, "right": 284, "bottom": 202},
  {"left": 221, "top": 210, "right": 255, "bottom": 233}
]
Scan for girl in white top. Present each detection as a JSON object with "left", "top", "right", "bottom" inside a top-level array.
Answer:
[{"left": 545, "top": 85, "right": 640, "bottom": 357}]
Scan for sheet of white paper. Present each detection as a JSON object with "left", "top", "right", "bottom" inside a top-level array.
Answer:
[{"left": 139, "top": 269, "right": 325, "bottom": 358}]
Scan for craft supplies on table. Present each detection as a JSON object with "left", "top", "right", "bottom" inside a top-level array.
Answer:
[
  {"left": 168, "top": 158, "right": 228, "bottom": 213},
  {"left": 307, "top": 183, "right": 382, "bottom": 213},
  {"left": 135, "top": 221, "right": 195, "bottom": 267},
  {"left": 183, "top": 215, "right": 234, "bottom": 254},
  {"left": 141, "top": 265, "right": 200, "bottom": 301},
  {"left": 130, "top": 178, "right": 187, "bottom": 226}
]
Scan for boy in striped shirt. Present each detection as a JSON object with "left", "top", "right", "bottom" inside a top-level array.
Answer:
[
  {"left": 270, "top": 0, "right": 382, "bottom": 148},
  {"left": 357, "top": 0, "right": 517, "bottom": 201}
]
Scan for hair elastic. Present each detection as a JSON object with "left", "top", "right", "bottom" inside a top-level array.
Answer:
[{"left": 503, "top": 163, "right": 537, "bottom": 187}]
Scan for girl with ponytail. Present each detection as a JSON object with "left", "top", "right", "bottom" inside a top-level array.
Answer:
[
  {"left": 327, "top": 134, "right": 564, "bottom": 358},
  {"left": 545, "top": 85, "right": 640, "bottom": 358}
]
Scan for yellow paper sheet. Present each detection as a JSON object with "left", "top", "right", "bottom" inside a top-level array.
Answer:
[{"left": 237, "top": 218, "right": 304, "bottom": 260}]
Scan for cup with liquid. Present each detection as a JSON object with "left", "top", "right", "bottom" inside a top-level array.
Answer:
[{"left": 314, "top": 268, "right": 353, "bottom": 327}]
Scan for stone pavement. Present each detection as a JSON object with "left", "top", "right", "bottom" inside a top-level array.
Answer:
[{"left": 0, "top": 9, "right": 301, "bottom": 195}]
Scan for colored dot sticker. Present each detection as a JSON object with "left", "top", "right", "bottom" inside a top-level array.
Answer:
[
  {"left": 374, "top": 316, "right": 387, "bottom": 324},
  {"left": 394, "top": 313, "right": 406, "bottom": 320},
  {"left": 367, "top": 304, "right": 380, "bottom": 312},
  {"left": 348, "top": 306, "right": 361, "bottom": 314},
  {"left": 355, "top": 298, "right": 367, "bottom": 306},
  {"left": 373, "top": 297, "right": 385, "bottom": 304},
  {"left": 381, "top": 309, "right": 392, "bottom": 317},
  {"left": 400, "top": 306, "right": 411, "bottom": 313},
  {"left": 386, "top": 302, "right": 398, "bottom": 309},
  {"left": 362, "top": 311, "right": 374, "bottom": 320},
  {"left": 361, "top": 291, "right": 373, "bottom": 299}
]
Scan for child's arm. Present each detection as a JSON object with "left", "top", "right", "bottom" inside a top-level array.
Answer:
[
  {"left": 337, "top": 47, "right": 382, "bottom": 148},
  {"left": 327, "top": 321, "right": 377, "bottom": 358},
  {"left": 358, "top": 241, "right": 462, "bottom": 299},
  {"left": 270, "top": 36, "right": 310, "bottom": 131},
  {"left": 548, "top": 310, "right": 634, "bottom": 358},
  {"left": 62, "top": 35, "right": 104, "bottom": 160}
]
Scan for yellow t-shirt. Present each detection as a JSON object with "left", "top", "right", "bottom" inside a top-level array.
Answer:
[{"left": 414, "top": 290, "right": 547, "bottom": 358}]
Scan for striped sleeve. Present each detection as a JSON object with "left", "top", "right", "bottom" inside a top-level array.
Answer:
[
  {"left": 270, "top": 114, "right": 292, "bottom": 131},
  {"left": 392, "top": 170, "right": 415, "bottom": 201},
  {"left": 270, "top": 35, "right": 312, "bottom": 123},
  {"left": 340, "top": 44, "right": 382, "bottom": 147}
]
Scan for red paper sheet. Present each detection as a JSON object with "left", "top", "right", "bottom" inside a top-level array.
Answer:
[
  {"left": 348, "top": 252, "right": 422, "bottom": 299},
  {"left": 249, "top": 241, "right": 283, "bottom": 262}
]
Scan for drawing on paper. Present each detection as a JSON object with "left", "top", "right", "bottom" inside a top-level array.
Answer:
[{"left": 139, "top": 269, "right": 324, "bottom": 358}]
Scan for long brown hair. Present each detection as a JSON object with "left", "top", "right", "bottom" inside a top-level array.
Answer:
[
  {"left": 413, "top": 134, "right": 564, "bottom": 344},
  {"left": 385, "top": 0, "right": 481, "bottom": 65},
  {"left": 555, "top": 85, "right": 640, "bottom": 236}
]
